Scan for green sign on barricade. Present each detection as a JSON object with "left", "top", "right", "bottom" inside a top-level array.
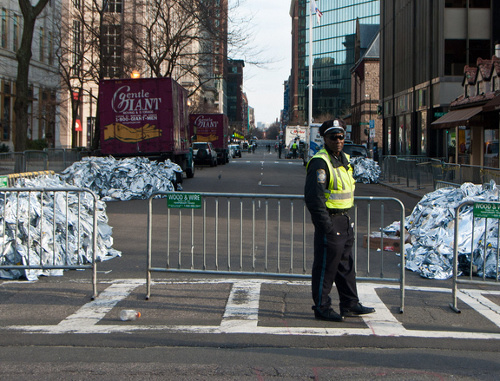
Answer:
[
  {"left": 473, "top": 202, "right": 500, "bottom": 219},
  {"left": 167, "top": 193, "right": 202, "bottom": 209},
  {"left": 0, "top": 176, "right": 8, "bottom": 188}
]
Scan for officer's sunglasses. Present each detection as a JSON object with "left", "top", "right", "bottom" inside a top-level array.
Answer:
[{"left": 325, "top": 134, "right": 345, "bottom": 141}]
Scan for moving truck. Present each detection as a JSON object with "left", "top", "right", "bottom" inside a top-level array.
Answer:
[
  {"left": 99, "top": 77, "right": 194, "bottom": 179},
  {"left": 189, "top": 113, "right": 230, "bottom": 165},
  {"left": 284, "top": 126, "right": 308, "bottom": 159},
  {"left": 305, "top": 123, "right": 324, "bottom": 164}
]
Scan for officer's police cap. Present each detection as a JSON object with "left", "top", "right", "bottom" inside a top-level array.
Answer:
[{"left": 319, "top": 119, "right": 346, "bottom": 136}]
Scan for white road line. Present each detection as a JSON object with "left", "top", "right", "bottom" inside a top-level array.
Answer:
[
  {"left": 457, "top": 289, "right": 500, "bottom": 328},
  {"left": 357, "top": 284, "right": 406, "bottom": 336},
  {"left": 5, "top": 279, "right": 500, "bottom": 339},
  {"left": 220, "top": 280, "right": 261, "bottom": 332},
  {"left": 27, "top": 280, "right": 142, "bottom": 333}
]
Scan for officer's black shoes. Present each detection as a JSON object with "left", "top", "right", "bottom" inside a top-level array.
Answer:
[
  {"left": 313, "top": 307, "right": 344, "bottom": 322},
  {"left": 340, "top": 303, "right": 375, "bottom": 317}
]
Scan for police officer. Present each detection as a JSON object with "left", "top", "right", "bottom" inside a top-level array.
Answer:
[
  {"left": 304, "top": 119, "right": 375, "bottom": 322},
  {"left": 292, "top": 140, "right": 298, "bottom": 159}
]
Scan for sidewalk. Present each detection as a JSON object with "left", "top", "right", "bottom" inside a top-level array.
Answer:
[{"left": 378, "top": 179, "right": 432, "bottom": 200}]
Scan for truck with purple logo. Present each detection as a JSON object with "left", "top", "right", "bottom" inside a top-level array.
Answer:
[
  {"left": 98, "top": 77, "right": 194, "bottom": 179},
  {"left": 189, "top": 113, "right": 230, "bottom": 165}
]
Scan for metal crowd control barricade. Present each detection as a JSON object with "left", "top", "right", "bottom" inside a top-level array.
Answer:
[
  {"left": 146, "top": 192, "right": 406, "bottom": 312},
  {"left": 0, "top": 187, "right": 99, "bottom": 299},
  {"left": 450, "top": 200, "right": 500, "bottom": 312}
]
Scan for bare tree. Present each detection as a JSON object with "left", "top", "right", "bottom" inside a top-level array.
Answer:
[
  {"left": 125, "top": 0, "right": 227, "bottom": 109},
  {"left": 14, "top": 0, "right": 50, "bottom": 161},
  {"left": 53, "top": 0, "right": 263, "bottom": 150},
  {"left": 266, "top": 122, "right": 280, "bottom": 140}
]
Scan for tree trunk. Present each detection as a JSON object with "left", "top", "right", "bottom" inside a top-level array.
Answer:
[{"left": 13, "top": 0, "right": 50, "bottom": 171}]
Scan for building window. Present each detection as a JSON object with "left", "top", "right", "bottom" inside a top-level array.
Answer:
[
  {"left": 1, "top": 9, "right": 7, "bottom": 49},
  {"left": 102, "top": 24, "right": 122, "bottom": 78},
  {"left": 104, "top": 0, "right": 122, "bottom": 13},
  {"left": 445, "top": 0, "right": 466, "bottom": 7},
  {"left": 2, "top": 82, "right": 11, "bottom": 141},
  {"left": 39, "top": 27, "right": 45, "bottom": 62},
  {"left": 48, "top": 31, "right": 53, "bottom": 65},
  {"left": 72, "top": 20, "right": 81, "bottom": 75},
  {"left": 445, "top": 40, "right": 466, "bottom": 76},
  {"left": 13, "top": 14, "right": 19, "bottom": 51},
  {"left": 469, "top": 0, "right": 490, "bottom": 7}
]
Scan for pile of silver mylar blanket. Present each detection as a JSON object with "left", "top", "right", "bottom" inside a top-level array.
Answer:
[
  {"left": 351, "top": 157, "right": 381, "bottom": 184},
  {"left": 61, "top": 156, "right": 183, "bottom": 200},
  {"left": 404, "top": 180, "right": 500, "bottom": 280},
  {"left": 0, "top": 175, "right": 121, "bottom": 281}
]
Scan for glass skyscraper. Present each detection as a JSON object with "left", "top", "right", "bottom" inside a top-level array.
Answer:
[{"left": 295, "top": 0, "right": 379, "bottom": 122}]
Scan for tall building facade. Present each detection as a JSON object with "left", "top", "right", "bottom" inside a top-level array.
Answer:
[
  {"left": 289, "top": 0, "right": 380, "bottom": 125},
  {"left": 0, "top": 0, "right": 61, "bottom": 150},
  {"left": 0, "top": 0, "right": 229, "bottom": 150},
  {"left": 381, "top": 0, "right": 500, "bottom": 158},
  {"left": 62, "top": 0, "right": 229, "bottom": 149},
  {"left": 226, "top": 59, "right": 246, "bottom": 135}
]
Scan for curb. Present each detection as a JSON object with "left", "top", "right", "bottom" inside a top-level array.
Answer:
[{"left": 377, "top": 181, "right": 428, "bottom": 200}]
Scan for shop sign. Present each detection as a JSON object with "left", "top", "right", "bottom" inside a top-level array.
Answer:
[
  {"left": 473, "top": 202, "right": 500, "bottom": 219},
  {"left": 167, "top": 193, "right": 202, "bottom": 209}
]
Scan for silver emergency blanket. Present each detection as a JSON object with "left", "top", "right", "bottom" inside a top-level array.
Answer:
[
  {"left": 0, "top": 175, "right": 121, "bottom": 280},
  {"left": 351, "top": 157, "right": 381, "bottom": 184},
  {"left": 61, "top": 156, "right": 183, "bottom": 201},
  {"left": 404, "top": 180, "right": 500, "bottom": 280}
]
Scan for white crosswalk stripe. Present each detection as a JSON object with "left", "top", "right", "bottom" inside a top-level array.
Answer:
[{"left": 6, "top": 279, "right": 500, "bottom": 338}]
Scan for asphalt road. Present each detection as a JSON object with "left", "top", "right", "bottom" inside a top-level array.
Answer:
[{"left": 1, "top": 143, "right": 499, "bottom": 380}]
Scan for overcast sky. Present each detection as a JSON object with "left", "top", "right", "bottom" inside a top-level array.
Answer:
[{"left": 236, "top": 1, "right": 292, "bottom": 126}]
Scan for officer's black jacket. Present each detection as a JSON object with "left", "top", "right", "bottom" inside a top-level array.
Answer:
[{"left": 304, "top": 149, "right": 351, "bottom": 235}]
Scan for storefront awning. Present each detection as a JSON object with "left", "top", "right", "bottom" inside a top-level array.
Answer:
[
  {"left": 431, "top": 106, "right": 483, "bottom": 129},
  {"left": 483, "top": 94, "right": 500, "bottom": 112}
]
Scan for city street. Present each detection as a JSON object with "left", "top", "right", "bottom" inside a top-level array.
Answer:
[{"left": 1, "top": 144, "right": 500, "bottom": 380}]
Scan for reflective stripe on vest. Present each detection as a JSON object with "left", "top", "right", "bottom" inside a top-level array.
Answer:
[{"left": 307, "top": 149, "right": 355, "bottom": 209}]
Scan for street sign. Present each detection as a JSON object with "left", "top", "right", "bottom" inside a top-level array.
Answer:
[
  {"left": 0, "top": 176, "right": 7, "bottom": 188},
  {"left": 473, "top": 202, "right": 500, "bottom": 219},
  {"left": 167, "top": 193, "right": 202, "bottom": 209},
  {"left": 369, "top": 119, "right": 375, "bottom": 129},
  {"left": 434, "top": 112, "right": 447, "bottom": 118}
]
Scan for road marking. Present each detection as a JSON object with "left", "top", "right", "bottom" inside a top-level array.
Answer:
[
  {"left": 457, "top": 289, "right": 500, "bottom": 328},
  {"left": 55, "top": 280, "right": 143, "bottom": 331},
  {"left": 5, "top": 279, "right": 500, "bottom": 338},
  {"left": 220, "top": 280, "right": 261, "bottom": 332},
  {"left": 238, "top": 161, "right": 302, "bottom": 165},
  {"left": 357, "top": 284, "right": 406, "bottom": 336}
]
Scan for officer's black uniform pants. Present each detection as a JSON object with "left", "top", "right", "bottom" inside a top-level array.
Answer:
[{"left": 311, "top": 213, "right": 359, "bottom": 311}]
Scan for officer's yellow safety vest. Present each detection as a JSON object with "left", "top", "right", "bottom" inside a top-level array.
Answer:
[{"left": 307, "top": 148, "right": 355, "bottom": 209}]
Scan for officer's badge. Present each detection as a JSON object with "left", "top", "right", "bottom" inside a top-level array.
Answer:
[{"left": 316, "top": 169, "right": 326, "bottom": 183}]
